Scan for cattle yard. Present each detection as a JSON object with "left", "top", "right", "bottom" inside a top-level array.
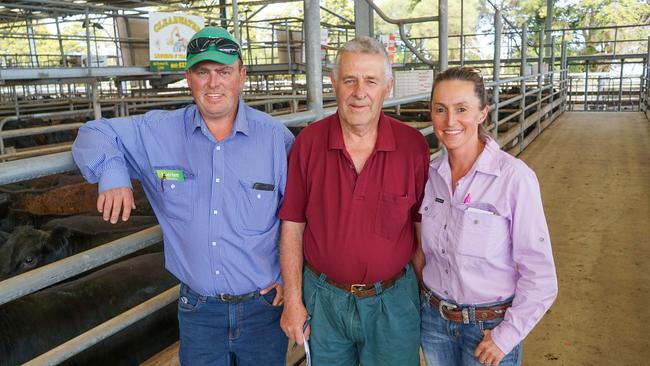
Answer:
[{"left": 0, "top": 0, "right": 649, "bottom": 365}]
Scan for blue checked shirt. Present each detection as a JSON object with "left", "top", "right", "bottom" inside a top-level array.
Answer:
[{"left": 72, "top": 99, "right": 294, "bottom": 296}]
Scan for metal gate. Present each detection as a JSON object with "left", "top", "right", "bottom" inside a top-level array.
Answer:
[{"left": 568, "top": 73, "right": 643, "bottom": 112}]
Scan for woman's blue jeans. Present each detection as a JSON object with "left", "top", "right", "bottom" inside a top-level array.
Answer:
[{"left": 420, "top": 294, "right": 522, "bottom": 366}]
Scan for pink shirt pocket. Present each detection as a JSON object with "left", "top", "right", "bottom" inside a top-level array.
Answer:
[{"left": 453, "top": 203, "right": 510, "bottom": 260}]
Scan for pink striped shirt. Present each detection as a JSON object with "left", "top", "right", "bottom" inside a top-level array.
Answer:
[{"left": 420, "top": 137, "right": 558, "bottom": 354}]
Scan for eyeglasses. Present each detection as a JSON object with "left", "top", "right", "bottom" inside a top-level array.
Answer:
[{"left": 187, "top": 37, "right": 241, "bottom": 58}]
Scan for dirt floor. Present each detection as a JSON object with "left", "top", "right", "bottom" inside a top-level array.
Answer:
[{"left": 518, "top": 112, "right": 650, "bottom": 366}]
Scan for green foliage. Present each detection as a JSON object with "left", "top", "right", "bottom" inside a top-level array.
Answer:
[
  {"left": 374, "top": 0, "right": 483, "bottom": 63},
  {"left": 502, "top": 0, "right": 649, "bottom": 52},
  {"left": 0, "top": 20, "right": 88, "bottom": 66},
  {"left": 320, "top": 0, "right": 355, "bottom": 26}
]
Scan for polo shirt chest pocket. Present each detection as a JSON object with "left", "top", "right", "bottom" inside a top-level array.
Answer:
[
  {"left": 153, "top": 167, "right": 195, "bottom": 223},
  {"left": 453, "top": 203, "right": 510, "bottom": 259},
  {"left": 237, "top": 180, "right": 279, "bottom": 233},
  {"left": 375, "top": 192, "right": 413, "bottom": 241}
]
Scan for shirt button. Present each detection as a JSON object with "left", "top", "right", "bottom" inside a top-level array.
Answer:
[
  {"left": 474, "top": 219, "right": 479, "bottom": 224},
  {"left": 256, "top": 194, "right": 262, "bottom": 199},
  {"left": 443, "top": 224, "right": 447, "bottom": 229},
  {"left": 215, "top": 178, "right": 221, "bottom": 183},
  {"left": 213, "top": 210, "right": 218, "bottom": 215},
  {"left": 170, "top": 184, "right": 176, "bottom": 189},
  {"left": 441, "top": 249, "right": 446, "bottom": 254},
  {"left": 445, "top": 269, "right": 449, "bottom": 274},
  {"left": 444, "top": 290, "right": 449, "bottom": 295},
  {"left": 211, "top": 241, "right": 217, "bottom": 246},
  {"left": 215, "top": 270, "right": 220, "bottom": 275},
  {"left": 216, "top": 146, "right": 221, "bottom": 151}
]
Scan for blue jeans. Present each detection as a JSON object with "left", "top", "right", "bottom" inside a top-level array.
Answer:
[
  {"left": 420, "top": 293, "right": 522, "bottom": 366},
  {"left": 177, "top": 283, "right": 287, "bottom": 366},
  {"left": 303, "top": 265, "right": 421, "bottom": 366}
]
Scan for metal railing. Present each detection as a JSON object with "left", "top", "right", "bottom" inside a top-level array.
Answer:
[{"left": 568, "top": 74, "right": 644, "bottom": 112}]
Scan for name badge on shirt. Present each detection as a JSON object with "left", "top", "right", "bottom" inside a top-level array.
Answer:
[
  {"left": 435, "top": 197, "right": 444, "bottom": 203},
  {"left": 156, "top": 169, "right": 185, "bottom": 182}
]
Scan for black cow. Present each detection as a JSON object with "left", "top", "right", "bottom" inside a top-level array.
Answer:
[
  {"left": 0, "top": 215, "right": 158, "bottom": 280},
  {"left": 0, "top": 231, "right": 8, "bottom": 247},
  {"left": 0, "top": 209, "right": 71, "bottom": 233},
  {"left": 2, "top": 118, "right": 77, "bottom": 150},
  {"left": 0, "top": 252, "right": 179, "bottom": 366},
  {"left": 0, "top": 193, "right": 11, "bottom": 232}
]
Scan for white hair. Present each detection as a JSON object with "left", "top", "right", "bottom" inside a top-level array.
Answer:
[{"left": 331, "top": 36, "right": 393, "bottom": 81}]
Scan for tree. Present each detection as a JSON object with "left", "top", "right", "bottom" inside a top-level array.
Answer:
[
  {"left": 374, "top": 0, "right": 483, "bottom": 63},
  {"left": 0, "top": 19, "right": 93, "bottom": 67},
  {"left": 501, "top": 0, "right": 650, "bottom": 60}
]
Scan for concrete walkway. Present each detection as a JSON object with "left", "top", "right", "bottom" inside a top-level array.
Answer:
[{"left": 520, "top": 112, "right": 650, "bottom": 366}]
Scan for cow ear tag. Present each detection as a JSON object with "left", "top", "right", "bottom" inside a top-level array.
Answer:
[{"left": 155, "top": 169, "right": 185, "bottom": 182}]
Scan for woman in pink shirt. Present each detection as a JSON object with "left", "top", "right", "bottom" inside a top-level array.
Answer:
[{"left": 415, "top": 67, "right": 558, "bottom": 366}]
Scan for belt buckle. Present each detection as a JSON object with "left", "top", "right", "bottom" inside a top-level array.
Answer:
[
  {"left": 219, "top": 294, "right": 234, "bottom": 302},
  {"left": 438, "top": 299, "right": 457, "bottom": 321},
  {"left": 350, "top": 284, "right": 368, "bottom": 294}
]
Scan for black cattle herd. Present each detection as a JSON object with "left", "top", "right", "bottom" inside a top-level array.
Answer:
[{"left": 0, "top": 174, "right": 178, "bottom": 366}]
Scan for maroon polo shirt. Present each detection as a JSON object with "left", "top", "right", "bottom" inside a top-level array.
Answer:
[{"left": 279, "top": 112, "right": 430, "bottom": 284}]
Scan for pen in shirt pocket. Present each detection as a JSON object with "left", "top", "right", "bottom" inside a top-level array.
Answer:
[{"left": 463, "top": 192, "right": 471, "bottom": 204}]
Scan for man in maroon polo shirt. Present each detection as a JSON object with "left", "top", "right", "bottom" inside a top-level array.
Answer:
[{"left": 278, "top": 36, "right": 430, "bottom": 365}]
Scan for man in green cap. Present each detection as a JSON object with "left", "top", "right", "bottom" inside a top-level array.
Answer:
[{"left": 72, "top": 26, "right": 293, "bottom": 365}]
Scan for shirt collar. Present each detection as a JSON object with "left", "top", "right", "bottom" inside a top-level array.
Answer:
[
  {"left": 328, "top": 111, "right": 396, "bottom": 152},
  {"left": 435, "top": 135, "right": 502, "bottom": 177},
  {"left": 187, "top": 98, "right": 249, "bottom": 140},
  {"left": 473, "top": 137, "right": 502, "bottom": 177},
  {"left": 232, "top": 98, "right": 250, "bottom": 136}
]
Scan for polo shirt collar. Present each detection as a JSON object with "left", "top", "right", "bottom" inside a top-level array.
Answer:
[
  {"left": 328, "top": 111, "right": 396, "bottom": 151},
  {"left": 187, "top": 98, "right": 249, "bottom": 140}
]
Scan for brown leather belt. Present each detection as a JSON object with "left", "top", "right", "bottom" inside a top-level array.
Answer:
[
  {"left": 425, "top": 290, "right": 510, "bottom": 323},
  {"left": 305, "top": 263, "right": 406, "bottom": 299}
]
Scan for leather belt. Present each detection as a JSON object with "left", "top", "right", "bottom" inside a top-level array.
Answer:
[
  {"left": 217, "top": 290, "right": 260, "bottom": 302},
  {"left": 425, "top": 290, "right": 510, "bottom": 323},
  {"left": 305, "top": 263, "right": 406, "bottom": 299}
]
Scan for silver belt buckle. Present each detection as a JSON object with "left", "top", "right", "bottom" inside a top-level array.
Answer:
[{"left": 438, "top": 299, "right": 457, "bottom": 321}]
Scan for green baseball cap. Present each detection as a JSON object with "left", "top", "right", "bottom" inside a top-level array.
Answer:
[{"left": 185, "top": 26, "right": 242, "bottom": 70}]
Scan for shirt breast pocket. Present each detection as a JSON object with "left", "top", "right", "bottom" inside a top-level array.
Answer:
[
  {"left": 153, "top": 167, "right": 195, "bottom": 223},
  {"left": 237, "top": 179, "right": 279, "bottom": 233},
  {"left": 454, "top": 203, "right": 510, "bottom": 259},
  {"left": 375, "top": 192, "right": 413, "bottom": 241},
  {"left": 419, "top": 201, "right": 445, "bottom": 253}
]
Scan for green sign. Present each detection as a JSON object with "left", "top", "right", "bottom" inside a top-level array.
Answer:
[{"left": 150, "top": 60, "right": 186, "bottom": 72}]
